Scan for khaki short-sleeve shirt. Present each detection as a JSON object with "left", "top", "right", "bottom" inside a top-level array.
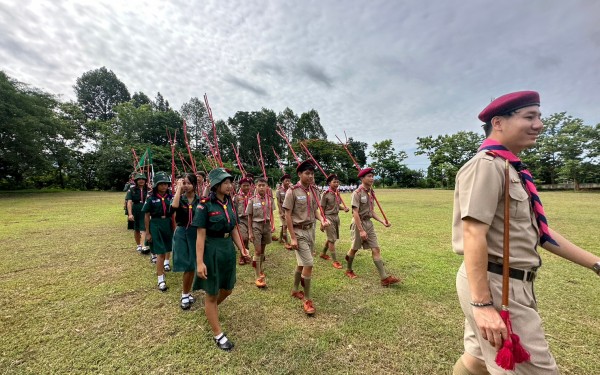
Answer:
[
  {"left": 452, "top": 151, "right": 541, "bottom": 269},
  {"left": 234, "top": 193, "right": 250, "bottom": 219},
  {"left": 246, "top": 194, "right": 274, "bottom": 222},
  {"left": 351, "top": 187, "right": 373, "bottom": 220},
  {"left": 282, "top": 184, "right": 318, "bottom": 226},
  {"left": 321, "top": 190, "right": 340, "bottom": 216}
]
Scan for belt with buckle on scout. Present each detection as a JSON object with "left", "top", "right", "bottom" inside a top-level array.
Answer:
[
  {"left": 487, "top": 262, "right": 537, "bottom": 282},
  {"left": 206, "top": 230, "right": 231, "bottom": 238},
  {"left": 293, "top": 223, "right": 313, "bottom": 230}
]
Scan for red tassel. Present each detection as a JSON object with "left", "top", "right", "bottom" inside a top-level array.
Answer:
[
  {"left": 495, "top": 337, "right": 516, "bottom": 370},
  {"left": 511, "top": 333, "right": 531, "bottom": 363}
]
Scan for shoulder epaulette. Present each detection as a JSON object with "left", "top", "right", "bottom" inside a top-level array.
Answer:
[{"left": 485, "top": 150, "right": 497, "bottom": 158}]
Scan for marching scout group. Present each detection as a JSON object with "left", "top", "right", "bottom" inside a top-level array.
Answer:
[
  {"left": 123, "top": 90, "right": 600, "bottom": 374},
  {"left": 124, "top": 159, "right": 400, "bottom": 352}
]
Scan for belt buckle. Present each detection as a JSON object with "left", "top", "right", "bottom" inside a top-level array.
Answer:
[
  {"left": 224, "top": 233, "right": 230, "bottom": 238},
  {"left": 526, "top": 270, "right": 537, "bottom": 282}
]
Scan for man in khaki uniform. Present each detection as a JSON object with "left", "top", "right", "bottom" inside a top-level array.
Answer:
[
  {"left": 283, "top": 160, "right": 329, "bottom": 315},
  {"left": 246, "top": 177, "right": 274, "bottom": 288},
  {"left": 233, "top": 177, "right": 253, "bottom": 265},
  {"left": 452, "top": 90, "right": 600, "bottom": 375},
  {"left": 320, "top": 173, "right": 349, "bottom": 269},
  {"left": 276, "top": 173, "right": 292, "bottom": 250},
  {"left": 345, "top": 168, "right": 400, "bottom": 287}
]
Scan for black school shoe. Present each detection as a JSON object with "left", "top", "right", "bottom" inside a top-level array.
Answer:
[
  {"left": 214, "top": 334, "right": 234, "bottom": 351},
  {"left": 158, "top": 281, "right": 168, "bottom": 292}
]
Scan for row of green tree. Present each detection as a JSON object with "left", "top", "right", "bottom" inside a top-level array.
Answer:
[{"left": 1, "top": 67, "right": 599, "bottom": 190}]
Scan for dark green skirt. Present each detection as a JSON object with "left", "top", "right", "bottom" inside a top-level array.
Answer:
[
  {"left": 149, "top": 217, "right": 173, "bottom": 255},
  {"left": 172, "top": 226, "right": 197, "bottom": 272},
  {"left": 192, "top": 237, "right": 236, "bottom": 295},
  {"left": 132, "top": 203, "right": 145, "bottom": 231}
]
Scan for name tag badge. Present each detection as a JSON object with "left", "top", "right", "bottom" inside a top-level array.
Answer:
[
  {"left": 152, "top": 199, "right": 160, "bottom": 203},
  {"left": 297, "top": 196, "right": 307, "bottom": 201},
  {"left": 253, "top": 203, "right": 262, "bottom": 208},
  {"left": 209, "top": 211, "right": 222, "bottom": 217},
  {"left": 360, "top": 196, "right": 367, "bottom": 203}
]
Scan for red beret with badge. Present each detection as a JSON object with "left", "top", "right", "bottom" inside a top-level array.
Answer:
[
  {"left": 478, "top": 91, "right": 540, "bottom": 123},
  {"left": 357, "top": 168, "right": 374, "bottom": 179}
]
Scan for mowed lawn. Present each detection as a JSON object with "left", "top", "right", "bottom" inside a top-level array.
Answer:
[{"left": 0, "top": 190, "right": 599, "bottom": 374}]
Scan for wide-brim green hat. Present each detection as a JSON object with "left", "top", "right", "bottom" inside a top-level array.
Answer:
[
  {"left": 208, "top": 168, "right": 233, "bottom": 189},
  {"left": 134, "top": 173, "right": 147, "bottom": 181},
  {"left": 153, "top": 172, "right": 171, "bottom": 185}
]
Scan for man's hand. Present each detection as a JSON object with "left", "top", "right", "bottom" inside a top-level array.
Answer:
[
  {"left": 290, "top": 238, "right": 298, "bottom": 250},
  {"left": 344, "top": 207, "right": 350, "bottom": 213},
  {"left": 322, "top": 220, "right": 330, "bottom": 228},
  {"left": 146, "top": 233, "right": 152, "bottom": 242},
  {"left": 383, "top": 221, "right": 391, "bottom": 228},
  {"left": 128, "top": 214, "right": 134, "bottom": 221},
  {"left": 359, "top": 229, "right": 368, "bottom": 241},
  {"left": 473, "top": 306, "right": 507, "bottom": 350}
]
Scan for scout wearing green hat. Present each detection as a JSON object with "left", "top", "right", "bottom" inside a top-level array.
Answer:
[
  {"left": 192, "top": 168, "right": 247, "bottom": 351},
  {"left": 141, "top": 171, "right": 174, "bottom": 292},
  {"left": 245, "top": 177, "right": 275, "bottom": 288},
  {"left": 126, "top": 172, "right": 149, "bottom": 253},
  {"left": 171, "top": 173, "right": 200, "bottom": 310},
  {"left": 282, "top": 160, "right": 330, "bottom": 316},
  {"left": 344, "top": 168, "right": 400, "bottom": 287}
]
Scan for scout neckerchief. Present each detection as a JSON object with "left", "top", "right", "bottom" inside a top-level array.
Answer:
[
  {"left": 356, "top": 185, "right": 374, "bottom": 214},
  {"left": 326, "top": 187, "right": 341, "bottom": 206},
  {"left": 296, "top": 182, "right": 313, "bottom": 218},
  {"left": 182, "top": 192, "right": 198, "bottom": 228},
  {"left": 238, "top": 190, "right": 251, "bottom": 213},
  {"left": 215, "top": 195, "right": 232, "bottom": 224},
  {"left": 155, "top": 192, "right": 168, "bottom": 217},
  {"left": 479, "top": 138, "right": 558, "bottom": 246},
  {"left": 135, "top": 184, "right": 146, "bottom": 204},
  {"left": 256, "top": 193, "right": 271, "bottom": 223}
]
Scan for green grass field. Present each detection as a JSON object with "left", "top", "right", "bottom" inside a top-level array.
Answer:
[{"left": 0, "top": 190, "right": 599, "bottom": 374}]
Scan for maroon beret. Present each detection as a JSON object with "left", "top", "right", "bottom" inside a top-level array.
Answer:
[
  {"left": 478, "top": 91, "right": 540, "bottom": 123},
  {"left": 326, "top": 174, "right": 338, "bottom": 184},
  {"left": 358, "top": 168, "right": 374, "bottom": 178},
  {"left": 279, "top": 173, "right": 291, "bottom": 182},
  {"left": 296, "top": 160, "right": 316, "bottom": 173},
  {"left": 239, "top": 177, "right": 252, "bottom": 185}
]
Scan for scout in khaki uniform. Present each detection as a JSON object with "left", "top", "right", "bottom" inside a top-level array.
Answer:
[
  {"left": 126, "top": 173, "right": 150, "bottom": 253},
  {"left": 233, "top": 177, "right": 253, "bottom": 265},
  {"left": 171, "top": 173, "right": 199, "bottom": 310},
  {"left": 276, "top": 174, "right": 292, "bottom": 250},
  {"left": 283, "top": 160, "right": 329, "bottom": 315},
  {"left": 320, "top": 174, "right": 350, "bottom": 269},
  {"left": 246, "top": 177, "right": 275, "bottom": 288},
  {"left": 142, "top": 172, "right": 174, "bottom": 292},
  {"left": 192, "top": 168, "right": 246, "bottom": 351},
  {"left": 345, "top": 168, "right": 400, "bottom": 287},
  {"left": 452, "top": 91, "right": 600, "bottom": 375}
]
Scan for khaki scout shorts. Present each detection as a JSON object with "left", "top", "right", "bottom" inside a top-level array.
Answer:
[
  {"left": 325, "top": 215, "right": 340, "bottom": 242},
  {"left": 293, "top": 227, "right": 315, "bottom": 266},
  {"left": 456, "top": 262, "right": 558, "bottom": 375},
  {"left": 238, "top": 218, "right": 249, "bottom": 241},
  {"left": 252, "top": 221, "right": 272, "bottom": 249},
  {"left": 350, "top": 219, "right": 379, "bottom": 250}
]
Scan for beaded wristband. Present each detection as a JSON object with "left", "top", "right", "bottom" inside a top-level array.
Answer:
[{"left": 470, "top": 301, "right": 494, "bottom": 307}]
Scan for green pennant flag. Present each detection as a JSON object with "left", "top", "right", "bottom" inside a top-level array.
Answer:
[{"left": 137, "top": 148, "right": 153, "bottom": 168}]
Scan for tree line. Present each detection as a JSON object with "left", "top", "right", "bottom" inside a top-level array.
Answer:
[{"left": 1, "top": 67, "right": 598, "bottom": 190}]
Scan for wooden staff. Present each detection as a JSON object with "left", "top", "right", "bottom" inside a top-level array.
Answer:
[
  {"left": 232, "top": 143, "right": 247, "bottom": 176},
  {"left": 132, "top": 148, "right": 141, "bottom": 173},
  {"left": 182, "top": 120, "right": 197, "bottom": 174},
  {"left": 203, "top": 94, "right": 222, "bottom": 165},
  {"left": 336, "top": 132, "right": 388, "bottom": 224},
  {"left": 272, "top": 147, "right": 285, "bottom": 173},
  {"left": 300, "top": 142, "right": 348, "bottom": 210},
  {"left": 276, "top": 124, "right": 300, "bottom": 165}
]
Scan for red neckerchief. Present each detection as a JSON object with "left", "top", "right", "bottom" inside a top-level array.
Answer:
[
  {"left": 255, "top": 193, "right": 271, "bottom": 223},
  {"left": 136, "top": 185, "right": 146, "bottom": 204},
  {"left": 238, "top": 190, "right": 251, "bottom": 213},
  {"left": 156, "top": 192, "right": 168, "bottom": 216},
  {"left": 356, "top": 185, "right": 374, "bottom": 213},
  {"left": 216, "top": 196, "right": 231, "bottom": 224},
  {"left": 182, "top": 193, "right": 198, "bottom": 228},
  {"left": 326, "top": 187, "right": 341, "bottom": 205},
  {"left": 296, "top": 182, "right": 312, "bottom": 216}
]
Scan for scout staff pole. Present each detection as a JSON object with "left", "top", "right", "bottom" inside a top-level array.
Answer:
[
  {"left": 300, "top": 142, "right": 349, "bottom": 211},
  {"left": 257, "top": 133, "right": 276, "bottom": 232},
  {"left": 182, "top": 120, "right": 197, "bottom": 174},
  {"left": 336, "top": 133, "right": 388, "bottom": 224},
  {"left": 276, "top": 125, "right": 300, "bottom": 165},
  {"left": 495, "top": 160, "right": 530, "bottom": 370}
]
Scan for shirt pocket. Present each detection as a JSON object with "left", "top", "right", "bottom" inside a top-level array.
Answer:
[
  {"left": 509, "top": 184, "right": 531, "bottom": 221},
  {"left": 208, "top": 214, "right": 227, "bottom": 232}
]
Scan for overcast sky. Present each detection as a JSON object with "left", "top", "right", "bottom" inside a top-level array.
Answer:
[{"left": 1, "top": 0, "right": 599, "bottom": 169}]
